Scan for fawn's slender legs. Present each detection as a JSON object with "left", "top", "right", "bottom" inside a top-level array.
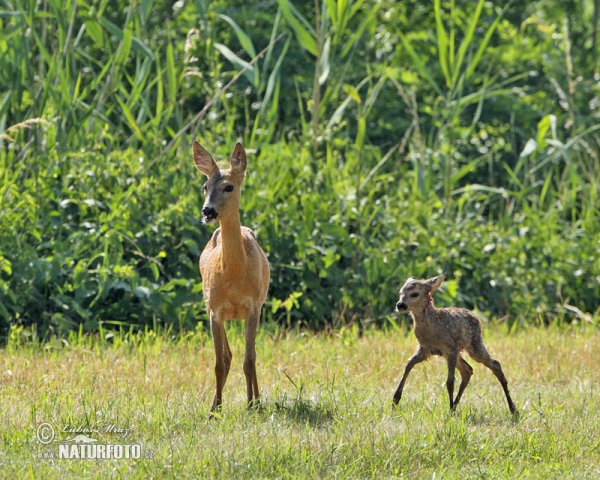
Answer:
[
  {"left": 445, "top": 351, "right": 459, "bottom": 410},
  {"left": 468, "top": 344, "right": 518, "bottom": 415},
  {"left": 393, "top": 348, "right": 428, "bottom": 405},
  {"left": 244, "top": 308, "right": 261, "bottom": 408},
  {"left": 453, "top": 356, "right": 473, "bottom": 410},
  {"left": 210, "top": 313, "right": 232, "bottom": 414}
]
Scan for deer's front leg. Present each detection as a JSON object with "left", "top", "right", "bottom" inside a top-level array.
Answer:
[
  {"left": 244, "top": 307, "right": 261, "bottom": 409},
  {"left": 210, "top": 312, "right": 228, "bottom": 414},
  {"left": 393, "top": 348, "right": 427, "bottom": 406}
]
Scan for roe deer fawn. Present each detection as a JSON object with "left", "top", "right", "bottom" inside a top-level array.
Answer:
[
  {"left": 393, "top": 273, "right": 518, "bottom": 416},
  {"left": 193, "top": 141, "right": 270, "bottom": 414}
]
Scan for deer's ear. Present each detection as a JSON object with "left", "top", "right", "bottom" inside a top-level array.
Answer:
[
  {"left": 401, "top": 276, "right": 416, "bottom": 289},
  {"left": 193, "top": 141, "right": 219, "bottom": 177},
  {"left": 230, "top": 143, "right": 247, "bottom": 176},
  {"left": 426, "top": 272, "right": 447, "bottom": 292}
]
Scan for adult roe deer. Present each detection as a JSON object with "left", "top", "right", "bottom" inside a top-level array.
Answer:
[
  {"left": 192, "top": 141, "right": 270, "bottom": 414},
  {"left": 393, "top": 273, "right": 518, "bottom": 416}
]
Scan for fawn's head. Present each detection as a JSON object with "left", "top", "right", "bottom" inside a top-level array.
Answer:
[
  {"left": 396, "top": 273, "right": 447, "bottom": 313},
  {"left": 193, "top": 141, "right": 247, "bottom": 224}
]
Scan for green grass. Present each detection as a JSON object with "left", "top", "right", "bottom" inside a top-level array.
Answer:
[{"left": 2, "top": 325, "right": 600, "bottom": 478}]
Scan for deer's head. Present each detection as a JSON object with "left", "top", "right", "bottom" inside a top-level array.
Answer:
[
  {"left": 396, "top": 273, "right": 447, "bottom": 313},
  {"left": 192, "top": 141, "right": 247, "bottom": 224}
]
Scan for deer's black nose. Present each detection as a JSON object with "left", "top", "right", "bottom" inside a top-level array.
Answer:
[
  {"left": 396, "top": 302, "right": 407, "bottom": 312},
  {"left": 202, "top": 206, "right": 217, "bottom": 219}
]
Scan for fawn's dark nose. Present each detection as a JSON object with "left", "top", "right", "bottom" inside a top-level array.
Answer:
[
  {"left": 396, "top": 302, "right": 407, "bottom": 312},
  {"left": 202, "top": 206, "right": 217, "bottom": 220}
]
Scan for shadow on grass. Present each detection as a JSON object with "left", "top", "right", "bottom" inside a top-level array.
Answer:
[
  {"left": 461, "top": 409, "right": 520, "bottom": 427},
  {"left": 268, "top": 396, "right": 335, "bottom": 427}
]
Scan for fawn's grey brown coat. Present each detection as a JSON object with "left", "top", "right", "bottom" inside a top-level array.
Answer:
[{"left": 394, "top": 273, "right": 517, "bottom": 415}]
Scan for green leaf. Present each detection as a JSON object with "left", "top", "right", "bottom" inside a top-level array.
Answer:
[
  {"left": 214, "top": 43, "right": 256, "bottom": 86},
  {"left": 276, "top": 0, "right": 317, "bottom": 56},
  {"left": 465, "top": 2, "right": 513, "bottom": 80},
  {"left": 340, "top": 2, "right": 382, "bottom": 58},
  {"left": 116, "top": 96, "right": 143, "bottom": 140},
  {"left": 537, "top": 115, "right": 552, "bottom": 150},
  {"left": 99, "top": 18, "right": 154, "bottom": 61},
  {"left": 450, "top": 0, "right": 484, "bottom": 88},
  {"left": 261, "top": 37, "right": 290, "bottom": 115},
  {"left": 397, "top": 30, "right": 443, "bottom": 96},
  {"left": 218, "top": 14, "right": 256, "bottom": 58},
  {"left": 356, "top": 116, "right": 366, "bottom": 150},
  {"left": 166, "top": 42, "right": 177, "bottom": 103},
  {"left": 84, "top": 20, "right": 104, "bottom": 47},
  {"left": 154, "top": 52, "right": 164, "bottom": 126},
  {"left": 116, "top": 25, "right": 133, "bottom": 65},
  {"left": 343, "top": 84, "right": 362, "bottom": 104},
  {"left": 318, "top": 36, "right": 331, "bottom": 85},
  {"left": 434, "top": 0, "right": 451, "bottom": 87}
]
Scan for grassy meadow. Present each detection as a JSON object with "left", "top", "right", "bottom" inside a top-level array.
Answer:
[{"left": 1, "top": 325, "right": 599, "bottom": 478}]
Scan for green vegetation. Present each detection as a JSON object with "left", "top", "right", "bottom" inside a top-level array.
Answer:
[
  {"left": 1, "top": 0, "right": 599, "bottom": 335},
  {"left": 2, "top": 326, "right": 600, "bottom": 477}
]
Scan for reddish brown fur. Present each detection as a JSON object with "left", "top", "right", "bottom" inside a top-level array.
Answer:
[
  {"left": 393, "top": 273, "right": 518, "bottom": 416},
  {"left": 193, "top": 141, "right": 269, "bottom": 414}
]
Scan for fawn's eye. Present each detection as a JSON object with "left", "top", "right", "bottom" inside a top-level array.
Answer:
[
  {"left": 410, "top": 292, "right": 419, "bottom": 298},
  {"left": 224, "top": 185, "right": 234, "bottom": 192},
  {"left": 203, "top": 185, "right": 207, "bottom": 192}
]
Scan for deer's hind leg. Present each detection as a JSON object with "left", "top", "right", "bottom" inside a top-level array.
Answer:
[
  {"left": 453, "top": 356, "right": 473, "bottom": 410},
  {"left": 445, "top": 350, "right": 459, "bottom": 412},
  {"left": 467, "top": 342, "right": 518, "bottom": 415}
]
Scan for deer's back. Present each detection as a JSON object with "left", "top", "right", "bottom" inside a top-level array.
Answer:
[{"left": 200, "top": 227, "right": 269, "bottom": 319}]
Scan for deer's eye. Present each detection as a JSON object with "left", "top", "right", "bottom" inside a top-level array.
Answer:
[
  {"left": 203, "top": 185, "right": 207, "bottom": 192},
  {"left": 410, "top": 292, "right": 419, "bottom": 298},
  {"left": 224, "top": 185, "right": 234, "bottom": 192}
]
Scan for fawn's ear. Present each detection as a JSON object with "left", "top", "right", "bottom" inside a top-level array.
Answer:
[
  {"left": 230, "top": 143, "right": 247, "bottom": 177},
  {"left": 426, "top": 272, "right": 447, "bottom": 292},
  {"left": 402, "top": 276, "right": 416, "bottom": 289},
  {"left": 193, "top": 141, "right": 219, "bottom": 177}
]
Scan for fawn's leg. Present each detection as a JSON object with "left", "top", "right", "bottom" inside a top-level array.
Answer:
[
  {"left": 453, "top": 356, "right": 473, "bottom": 410},
  {"left": 393, "top": 348, "right": 427, "bottom": 406},
  {"left": 210, "top": 313, "right": 229, "bottom": 414},
  {"left": 244, "top": 307, "right": 261, "bottom": 409},
  {"left": 468, "top": 343, "right": 518, "bottom": 415},
  {"left": 446, "top": 350, "right": 459, "bottom": 411}
]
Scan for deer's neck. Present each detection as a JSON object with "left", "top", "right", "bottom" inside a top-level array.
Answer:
[
  {"left": 411, "top": 296, "right": 436, "bottom": 325},
  {"left": 218, "top": 211, "right": 246, "bottom": 268}
]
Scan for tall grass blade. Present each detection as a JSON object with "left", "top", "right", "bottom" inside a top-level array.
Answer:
[
  {"left": 261, "top": 37, "right": 291, "bottom": 115},
  {"left": 450, "top": 0, "right": 484, "bottom": 88},
  {"left": 398, "top": 29, "right": 443, "bottom": 96},
  {"left": 218, "top": 14, "right": 257, "bottom": 58},
  {"left": 434, "top": 0, "right": 451, "bottom": 87},
  {"left": 214, "top": 43, "right": 256, "bottom": 86},
  {"left": 276, "top": 0, "right": 318, "bottom": 56}
]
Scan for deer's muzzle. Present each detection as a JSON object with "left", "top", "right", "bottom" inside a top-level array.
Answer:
[{"left": 202, "top": 206, "right": 218, "bottom": 223}]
